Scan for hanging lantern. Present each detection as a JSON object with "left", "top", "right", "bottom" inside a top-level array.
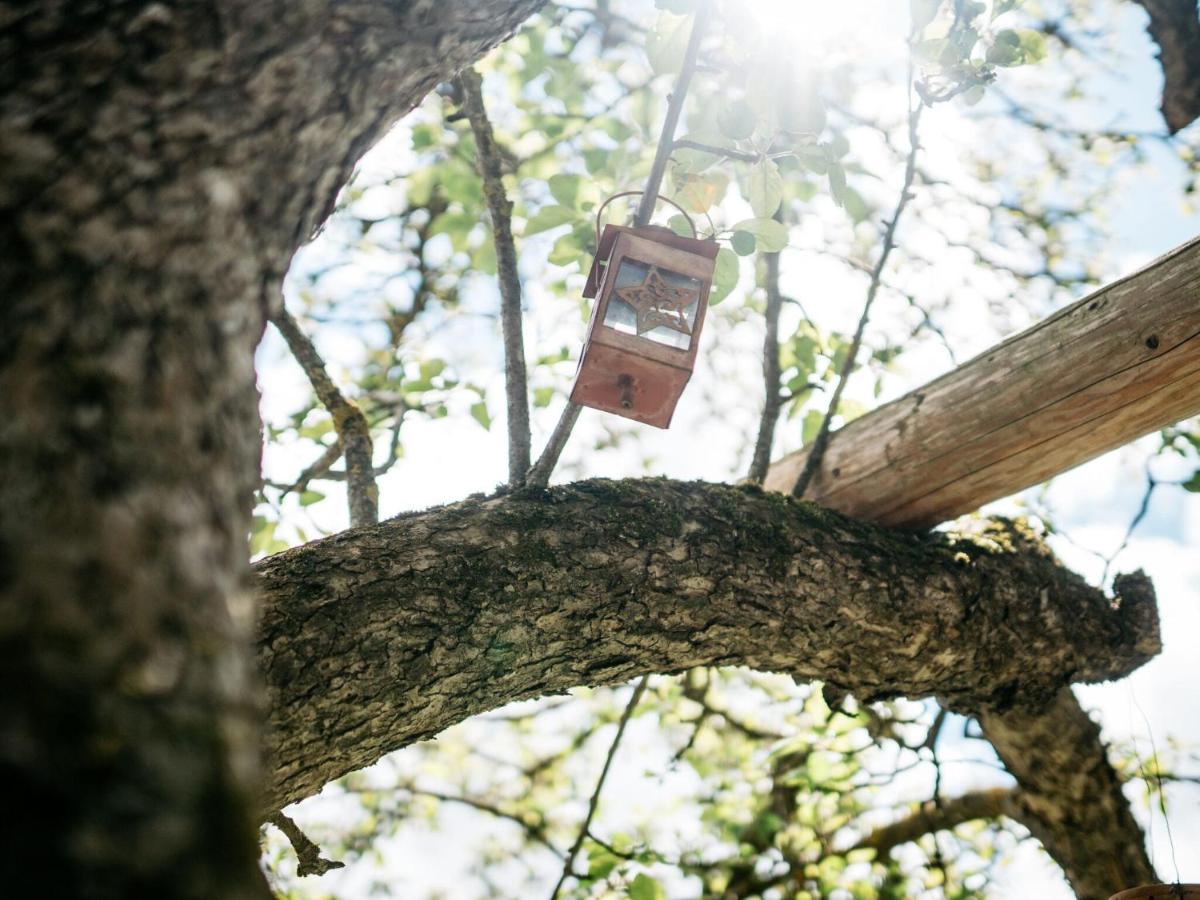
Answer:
[
  {"left": 1110, "top": 887, "right": 1200, "bottom": 900},
  {"left": 570, "top": 192, "right": 719, "bottom": 428}
]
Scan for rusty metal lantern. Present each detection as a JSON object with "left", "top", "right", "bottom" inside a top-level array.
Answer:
[{"left": 570, "top": 192, "right": 719, "bottom": 428}]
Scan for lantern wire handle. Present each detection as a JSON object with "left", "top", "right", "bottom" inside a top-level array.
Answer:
[{"left": 593, "top": 190, "right": 697, "bottom": 247}]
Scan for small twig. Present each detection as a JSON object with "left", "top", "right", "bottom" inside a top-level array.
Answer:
[
  {"left": 280, "top": 439, "right": 344, "bottom": 497},
  {"left": 549, "top": 676, "right": 649, "bottom": 899},
  {"left": 272, "top": 307, "right": 378, "bottom": 526},
  {"left": 268, "top": 811, "right": 345, "bottom": 878},
  {"left": 672, "top": 138, "right": 761, "bottom": 163},
  {"left": 747, "top": 216, "right": 785, "bottom": 485},
  {"left": 1100, "top": 459, "right": 1158, "bottom": 584},
  {"left": 527, "top": 401, "right": 582, "bottom": 488},
  {"left": 401, "top": 786, "right": 562, "bottom": 858},
  {"left": 457, "top": 67, "right": 531, "bottom": 486},
  {"left": 792, "top": 66, "right": 923, "bottom": 499}
]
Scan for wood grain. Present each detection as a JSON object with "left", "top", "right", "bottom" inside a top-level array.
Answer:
[{"left": 764, "top": 235, "right": 1200, "bottom": 528}]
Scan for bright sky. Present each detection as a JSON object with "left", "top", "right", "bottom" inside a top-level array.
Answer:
[{"left": 257, "top": 0, "right": 1200, "bottom": 895}]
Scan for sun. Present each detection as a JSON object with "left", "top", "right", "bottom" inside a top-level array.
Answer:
[{"left": 742, "top": 0, "right": 911, "bottom": 63}]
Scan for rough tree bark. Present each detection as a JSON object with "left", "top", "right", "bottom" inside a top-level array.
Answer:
[
  {"left": 0, "top": 1, "right": 545, "bottom": 896},
  {"left": 1132, "top": 0, "right": 1200, "bottom": 133},
  {"left": 255, "top": 479, "right": 1160, "bottom": 895}
]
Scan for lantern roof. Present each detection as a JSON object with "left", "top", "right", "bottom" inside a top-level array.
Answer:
[{"left": 583, "top": 224, "right": 719, "bottom": 298}]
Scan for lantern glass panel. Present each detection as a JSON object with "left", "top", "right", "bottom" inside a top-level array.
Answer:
[{"left": 602, "top": 257, "right": 703, "bottom": 351}]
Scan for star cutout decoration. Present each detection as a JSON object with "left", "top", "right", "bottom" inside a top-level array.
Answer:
[{"left": 615, "top": 266, "right": 700, "bottom": 337}]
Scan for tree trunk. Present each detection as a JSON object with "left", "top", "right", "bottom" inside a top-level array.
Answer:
[
  {"left": 0, "top": 2, "right": 544, "bottom": 895},
  {"left": 254, "top": 479, "right": 1160, "bottom": 899},
  {"left": 979, "top": 688, "right": 1156, "bottom": 900}
]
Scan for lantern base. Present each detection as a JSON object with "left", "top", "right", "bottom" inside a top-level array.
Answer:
[{"left": 569, "top": 340, "right": 690, "bottom": 429}]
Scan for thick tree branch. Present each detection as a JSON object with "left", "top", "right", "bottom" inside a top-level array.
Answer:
[
  {"left": 765, "top": 236, "right": 1200, "bottom": 526},
  {"left": 271, "top": 307, "right": 378, "bottom": 527},
  {"left": 255, "top": 479, "right": 1158, "bottom": 817},
  {"left": 977, "top": 684, "right": 1157, "bottom": 899},
  {"left": 1133, "top": 0, "right": 1200, "bottom": 133},
  {"left": 456, "top": 67, "right": 532, "bottom": 486}
]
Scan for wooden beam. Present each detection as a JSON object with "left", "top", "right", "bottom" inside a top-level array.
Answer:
[{"left": 764, "top": 235, "right": 1200, "bottom": 528}]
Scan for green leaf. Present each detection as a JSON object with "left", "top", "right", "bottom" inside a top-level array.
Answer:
[
  {"left": 841, "top": 186, "right": 870, "bottom": 224},
  {"left": 746, "top": 159, "right": 783, "bottom": 218},
  {"left": 667, "top": 214, "right": 693, "bottom": 237},
  {"left": 584, "top": 148, "right": 612, "bottom": 175},
  {"left": 525, "top": 205, "right": 576, "bottom": 236},
  {"left": 1183, "top": 471, "right": 1200, "bottom": 493},
  {"left": 442, "top": 166, "right": 481, "bottom": 205},
  {"left": 802, "top": 409, "right": 826, "bottom": 444},
  {"left": 533, "top": 386, "right": 555, "bottom": 408},
  {"left": 548, "top": 232, "right": 585, "bottom": 268},
  {"left": 732, "top": 217, "right": 787, "bottom": 252},
  {"left": 299, "top": 489, "right": 325, "bottom": 507},
  {"left": 587, "top": 842, "right": 619, "bottom": 879},
  {"left": 548, "top": 173, "right": 581, "bottom": 207},
  {"left": 795, "top": 145, "right": 829, "bottom": 175},
  {"left": 987, "top": 29, "right": 1024, "bottom": 66},
  {"left": 674, "top": 169, "right": 729, "bottom": 213},
  {"left": 420, "top": 358, "right": 446, "bottom": 381},
  {"left": 710, "top": 247, "right": 739, "bottom": 304},
  {"left": 470, "top": 401, "right": 491, "bottom": 430},
  {"left": 629, "top": 873, "right": 666, "bottom": 900},
  {"left": 910, "top": 0, "right": 940, "bottom": 31},
  {"left": 960, "top": 84, "right": 987, "bottom": 106},
  {"left": 430, "top": 211, "right": 477, "bottom": 251},
  {"left": 472, "top": 237, "right": 497, "bottom": 275},
  {"left": 249, "top": 519, "right": 277, "bottom": 558},
  {"left": 645, "top": 12, "right": 691, "bottom": 75},
  {"left": 717, "top": 99, "right": 757, "bottom": 141},
  {"left": 914, "top": 37, "right": 949, "bottom": 64},
  {"left": 1017, "top": 28, "right": 1047, "bottom": 64},
  {"left": 730, "top": 230, "right": 756, "bottom": 256},
  {"left": 827, "top": 163, "right": 848, "bottom": 208}
]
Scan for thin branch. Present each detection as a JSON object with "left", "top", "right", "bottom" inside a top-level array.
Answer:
[
  {"left": 747, "top": 220, "right": 785, "bottom": 485},
  {"left": 633, "top": 1, "right": 712, "bottom": 227},
  {"left": 527, "top": 401, "right": 583, "bottom": 488},
  {"left": 672, "top": 138, "right": 761, "bottom": 163},
  {"left": 271, "top": 307, "right": 378, "bottom": 526},
  {"left": 1100, "top": 459, "right": 1159, "bottom": 585},
  {"left": 549, "top": 676, "right": 649, "bottom": 899},
  {"left": 402, "top": 786, "right": 562, "bottom": 858},
  {"left": 849, "top": 788, "right": 1019, "bottom": 859},
  {"left": 792, "top": 72, "right": 923, "bottom": 498},
  {"left": 268, "top": 811, "right": 345, "bottom": 878},
  {"left": 280, "top": 439, "right": 344, "bottom": 497},
  {"left": 457, "top": 67, "right": 531, "bottom": 486}
]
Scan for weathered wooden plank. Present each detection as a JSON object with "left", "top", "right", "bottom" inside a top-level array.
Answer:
[{"left": 764, "top": 235, "right": 1200, "bottom": 528}]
